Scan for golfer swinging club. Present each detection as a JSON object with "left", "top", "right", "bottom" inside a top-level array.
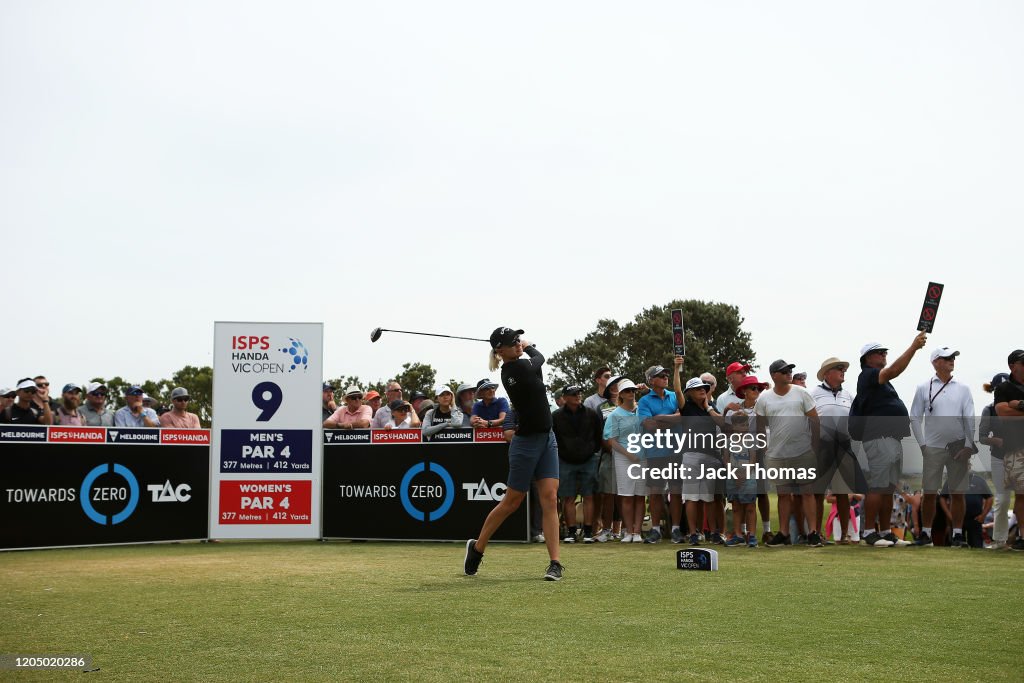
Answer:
[{"left": 464, "top": 327, "right": 564, "bottom": 581}]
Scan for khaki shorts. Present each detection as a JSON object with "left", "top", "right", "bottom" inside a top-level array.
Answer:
[
  {"left": 1004, "top": 451, "right": 1024, "bottom": 494},
  {"left": 596, "top": 451, "right": 617, "bottom": 494},
  {"left": 863, "top": 437, "right": 903, "bottom": 492},
  {"left": 921, "top": 445, "right": 969, "bottom": 493},
  {"left": 765, "top": 450, "right": 817, "bottom": 494}
]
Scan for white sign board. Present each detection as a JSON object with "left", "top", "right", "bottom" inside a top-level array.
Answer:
[{"left": 209, "top": 322, "right": 323, "bottom": 539}]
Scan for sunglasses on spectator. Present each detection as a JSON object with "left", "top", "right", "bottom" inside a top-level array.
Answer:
[
  {"left": 173, "top": 397, "right": 190, "bottom": 402},
  {"left": 89, "top": 391, "right": 107, "bottom": 397},
  {"left": 20, "top": 387, "right": 38, "bottom": 394},
  {"left": 746, "top": 387, "right": 763, "bottom": 393},
  {"left": 36, "top": 382, "right": 49, "bottom": 388},
  {"left": 653, "top": 374, "right": 669, "bottom": 380}
]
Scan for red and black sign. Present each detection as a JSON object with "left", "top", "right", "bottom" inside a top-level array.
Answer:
[
  {"left": 917, "top": 282, "right": 944, "bottom": 332},
  {"left": 671, "top": 308, "right": 685, "bottom": 356}
]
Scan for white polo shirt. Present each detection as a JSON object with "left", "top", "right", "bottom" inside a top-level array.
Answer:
[
  {"left": 808, "top": 383, "right": 853, "bottom": 442},
  {"left": 909, "top": 375, "right": 975, "bottom": 450}
]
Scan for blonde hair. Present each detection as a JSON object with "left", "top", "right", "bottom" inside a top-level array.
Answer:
[
  {"left": 488, "top": 349, "right": 501, "bottom": 372},
  {"left": 983, "top": 383, "right": 994, "bottom": 393}
]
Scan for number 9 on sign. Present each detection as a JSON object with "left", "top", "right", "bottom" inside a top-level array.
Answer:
[{"left": 252, "top": 382, "right": 282, "bottom": 421}]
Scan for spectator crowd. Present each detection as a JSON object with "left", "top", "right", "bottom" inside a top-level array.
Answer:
[{"left": 7, "top": 338, "right": 1023, "bottom": 552}]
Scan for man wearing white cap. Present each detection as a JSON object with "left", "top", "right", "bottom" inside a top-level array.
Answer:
[
  {"left": 909, "top": 347, "right": 976, "bottom": 547},
  {"left": 810, "top": 357, "right": 858, "bottom": 543},
  {"left": 324, "top": 386, "right": 372, "bottom": 430},
  {"left": 852, "top": 331, "right": 927, "bottom": 547},
  {"left": 1, "top": 379, "right": 53, "bottom": 425},
  {"left": 0, "top": 388, "right": 15, "bottom": 415},
  {"left": 80, "top": 382, "right": 114, "bottom": 426}
]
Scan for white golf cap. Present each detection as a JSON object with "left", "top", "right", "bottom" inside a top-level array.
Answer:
[
  {"left": 85, "top": 382, "right": 107, "bottom": 394},
  {"left": 434, "top": 384, "right": 454, "bottom": 397},
  {"left": 615, "top": 378, "right": 638, "bottom": 393},
  {"left": 859, "top": 342, "right": 888, "bottom": 359},
  {"left": 930, "top": 346, "right": 960, "bottom": 362},
  {"left": 16, "top": 379, "right": 36, "bottom": 391},
  {"left": 684, "top": 377, "right": 712, "bottom": 392}
]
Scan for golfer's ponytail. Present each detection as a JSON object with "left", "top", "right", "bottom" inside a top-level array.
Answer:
[{"left": 488, "top": 349, "right": 501, "bottom": 372}]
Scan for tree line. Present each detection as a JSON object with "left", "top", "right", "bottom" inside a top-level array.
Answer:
[{"left": 105, "top": 300, "right": 753, "bottom": 426}]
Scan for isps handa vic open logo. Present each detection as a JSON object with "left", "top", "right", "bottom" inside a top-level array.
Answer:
[{"left": 278, "top": 338, "right": 309, "bottom": 372}]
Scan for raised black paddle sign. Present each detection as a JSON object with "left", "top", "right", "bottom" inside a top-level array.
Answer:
[
  {"left": 671, "top": 309, "right": 685, "bottom": 356},
  {"left": 917, "top": 282, "right": 944, "bottom": 333}
]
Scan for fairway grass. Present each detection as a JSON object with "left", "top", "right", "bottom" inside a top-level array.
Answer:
[{"left": 2, "top": 541, "right": 1021, "bottom": 681}]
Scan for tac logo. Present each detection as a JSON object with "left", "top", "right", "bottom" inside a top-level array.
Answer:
[
  {"left": 506, "top": 377, "right": 516, "bottom": 386},
  {"left": 325, "top": 432, "right": 334, "bottom": 442},
  {"left": 399, "top": 462, "right": 455, "bottom": 522},
  {"left": 147, "top": 480, "right": 192, "bottom": 502},
  {"left": 80, "top": 463, "right": 139, "bottom": 525},
  {"left": 463, "top": 478, "right": 506, "bottom": 501},
  {"left": 278, "top": 337, "right": 309, "bottom": 372}
]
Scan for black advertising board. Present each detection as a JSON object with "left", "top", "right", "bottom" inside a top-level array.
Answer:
[
  {"left": 322, "top": 441, "right": 529, "bottom": 541},
  {"left": 0, "top": 441, "right": 209, "bottom": 550},
  {"left": 917, "top": 282, "right": 944, "bottom": 333}
]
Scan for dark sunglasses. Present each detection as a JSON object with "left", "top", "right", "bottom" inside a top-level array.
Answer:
[
  {"left": 173, "top": 396, "right": 190, "bottom": 402},
  {"left": 89, "top": 391, "right": 108, "bottom": 397},
  {"left": 35, "top": 382, "right": 49, "bottom": 388},
  {"left": 746, "top": 386, "right": 763, "bottom": 392},
  {"left": 20, "top": 387, "right": 38, "bottom": 394}
]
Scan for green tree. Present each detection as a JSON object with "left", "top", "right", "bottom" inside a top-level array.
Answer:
[
  {"left": 326, "top": 376, "right": 366, "bottom": 394},
  {"left": 547, "top": 319, "right": 625, "bottom": 395},
  {"left": 393, "top": 362, "right": 437, "bottom": 400},
  {"left": 547, "top": 300, "right": 756, "bottom": 399}
]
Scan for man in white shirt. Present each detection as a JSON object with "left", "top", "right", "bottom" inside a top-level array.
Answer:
[
  {"left": 809, "top": 357, "right": 859, "bottom": 543},
  {"left": 756, "top": 359, "right": 822, "bottom": 547},
  {"left": 909, "top": 347, "right": 976, "bottom": 547}
]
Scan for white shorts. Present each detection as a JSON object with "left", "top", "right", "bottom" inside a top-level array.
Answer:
[
  {"left": 614, "top": 452, "right": 646, "bottom": 497},
  {"left": 681, "top": 452, "right": 718, "bottom": 502}
]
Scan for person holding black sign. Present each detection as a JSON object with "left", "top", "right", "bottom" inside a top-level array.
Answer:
[
  {"left": 465, "top": 328, "right": 563, "bottom": 581},
  {"left": 852, "top": 331, "right": 927, "bottom": 547}
]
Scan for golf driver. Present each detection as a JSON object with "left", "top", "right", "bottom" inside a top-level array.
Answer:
[{"left": 370, "top": 327, "right": 488, "bottom": 343}]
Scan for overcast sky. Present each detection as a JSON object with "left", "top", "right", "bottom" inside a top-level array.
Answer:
[{"left": 2, "top": 1, "right": 1020, "bottom": 408}]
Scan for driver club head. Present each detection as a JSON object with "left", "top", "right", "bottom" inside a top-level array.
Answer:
[{"left": 369, "top": 327, "right": 383, "bottom": 343}]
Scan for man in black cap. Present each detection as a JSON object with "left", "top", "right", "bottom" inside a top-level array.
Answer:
[
  {"left": 994, "top": 349, "right": 1024, "bottom": 551},
  {"left": 552, "top": 385, "right": 603, "bottom": 543},
  {"left": 756, "top": 360, "right": 822, "bottom": 547},
  {"left": 322, "top": 383, "right": 337, "bottom": 423},
  {"left": 465, "top": 327, "right": 563, "bottom": 581}
]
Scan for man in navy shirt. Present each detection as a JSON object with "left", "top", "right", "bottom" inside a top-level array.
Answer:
[{"left": 853, "top": 332, "right": 927, "bottom": 547}]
